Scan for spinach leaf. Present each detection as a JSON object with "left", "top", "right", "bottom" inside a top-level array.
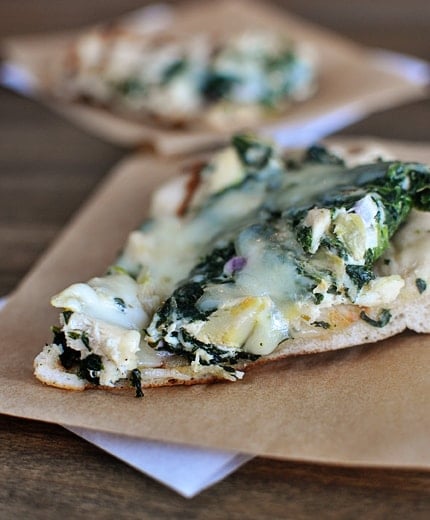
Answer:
[
  {"left": 130, "top": 368, "right": 144, "bottom": 398},
  {"left": 360, "top": 309, "right": 391, "bottom": 328},
  {"left": 416, "top": 278, "right": 427, "bottom": 294},
  {"left": 78, "top": 354, "right": 103, "bottom": 385}
]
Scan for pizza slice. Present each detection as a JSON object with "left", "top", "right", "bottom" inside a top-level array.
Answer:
[
  {"left": 56, "top": 26, "right": 317, "bottom": 129},
  {"left": 34, "top": 135, "right": 430, "bottom": 395}
]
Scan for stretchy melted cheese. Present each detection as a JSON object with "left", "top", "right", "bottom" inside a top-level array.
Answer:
[{"left": 34, "top": 135, "right": 430, "bottom": 393}]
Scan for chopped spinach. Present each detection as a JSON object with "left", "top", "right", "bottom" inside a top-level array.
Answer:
[
  {"left": 62, "top": 310, "right": 73, "bottom": 325},
  {"left": 152, "top": 281, "right": 208, "bottom": 338},
  {"left": 162, "top": 59, "right": 186, "bottom": 83},
  {"left": 327, "top": 284, "right": 340, "bottom": 295},
  {"left": 296, "top": 225, "right": 312, "bottom": 253},
  {"left": 266, "top": 50, "right": 295, "bottom": 71},
  {"left": 114, "top": 297, "right": 126, "bottom": 312},
  {"left": 66, "top": 330, "right": 91, "bottom": 350},
  {"left": 311, "top": 321, "right": 330, "bottom": 329},
  {"left": 81, "top": 332, "right": 91, "bottom": 351},
  {"left": 130, "top": 368, "right": 144, "bottom": 398},
  {"left": 78, "top": 354, "right": 103, "bottom": 385},
  {"left": 176, "top": 330, "right": 260, "bottom": 365},
  {"left": 201, "top": 73, "right": 237, "bottom": 101},
  {"left": 320, "top": 236, "right": 348, "bottom": 260},
  {"left": 220, "top": 365, "right": 242, "bottom": 380},
  {"left": 116, "top": 77, "right": 145, "bottom": 97},
  {"left": 346, "top": 265, "right": 375, "bottom": 290},
  {"left": 415, "top": 278, "right": 427, "bottom": 294},
  {"left": 232, "top": 134, "right": 273, "bottom": 169},
  {"left": 67, "top": 331, "right": 81, "bottom": 341},
  {"left": 409, "top": 164, "right": 430, "bottom": 210},
  {"left": 51, "top": 326, "right": 66, "bottom": 348},
  {"left": 190, "top": 242, "right": 236, "bottom": 284},
  {"left": 359, "top": 309, "right": 391, "bottom": 328},
  {"left": 305, "top": 145, "right": 344, "bottom": 166},
  {"left": 314, "top": 293, "right": 324, "bottom": 304},
  {"left": 59, "top": 345, "right": 80, "bottom": 370}
]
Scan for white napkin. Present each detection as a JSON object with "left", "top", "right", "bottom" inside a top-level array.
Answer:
[
  {"left": 0, "top": 297, "right": 251, "bottom": 497},
  {"left": 66, "top": 426, "right": 252, "bottom": 497}
]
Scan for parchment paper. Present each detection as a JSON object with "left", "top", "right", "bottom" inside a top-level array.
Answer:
[
  {"left": 0, "top": 137, "right": 429, "bottom": 469},
  {"left": 1, "top": 0, "right": 427, "bottom": 155}
]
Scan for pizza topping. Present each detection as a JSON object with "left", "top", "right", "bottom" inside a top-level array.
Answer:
[
  {"left": 359, "top": 309, "right": 392, "bottom": 328},
  {"left": 61, "top": 28, "right": 317, "bottom": 125},
  {"left": 146, "top": 140, "right": 430, "bottom": 367},
  {"left": 130, "top": 368, "right": 144, "bottom": 398},
  {"left": 36, "top": 135, "right": 430, "bottom": 390},
  {"left": 416, "top": 278, "right": 427, "bottom": 294}
]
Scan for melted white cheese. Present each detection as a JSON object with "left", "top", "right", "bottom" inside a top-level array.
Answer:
[
  {"left": 52, "top": 272, "right": 148, "bottom": 329},
  {"left": 46, "top": 140, "right": 421, "bottom": 387}
]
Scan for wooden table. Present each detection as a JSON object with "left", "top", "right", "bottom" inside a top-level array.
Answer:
[{"left": 0, "top": 1, "right": 429, "bottom": 517}]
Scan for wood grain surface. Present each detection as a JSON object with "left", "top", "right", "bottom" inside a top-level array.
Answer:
[{"left": 0, "top": 1, "right": 429, "bottom": 517}]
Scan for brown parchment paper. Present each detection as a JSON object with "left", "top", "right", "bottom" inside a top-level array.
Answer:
[
  {"left": 2, "top": 0, "right": 427, "bottom": 155},
  {"left": 0, "top": 139, "right": 430, "bottom": 469},
  {"left": 1, "top": 138, "right": 430, "bottom": 469}
]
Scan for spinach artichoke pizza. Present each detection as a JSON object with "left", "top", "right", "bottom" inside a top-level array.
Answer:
[
  {"left": 34, "top": 135, "right": 430, "bottom": 395},
  {"left": 57, "top": 26, "right": 316, "bottom": 129}
]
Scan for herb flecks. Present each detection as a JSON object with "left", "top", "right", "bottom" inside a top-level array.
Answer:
[
  {"left": 305, "top": 144, "right": 344, "bottom": 166},
  {"left": 116, "top": 77, "right": 145, "bottom": 97},
  {"left": 360, "top": 308, "right": 391, "bottom": 328},
  {"left": 313, "top": 293, "right": 324, "bottom": 304},
  {"left": 416, "top": 278, "right": 427, "bottom": 294},
  {"left": 51, "top": 326, "right": 66, "bottom": 348},
  {"left": 346, "top": 265, "right": 375, "bottom": 290},
  {"left": 201, "top": 73, "right": 236, "bottom": 102},
  {"left": 62, "top": 310, "right": 73, "bottom": 324},
  {"left": 59, "top": 345, "right": 80, "bottom": 370},
  {"left": 66, "top": 330, "right": 91, "bottom": 350},
  {"left": 79, "top": 354, "right": 103, "bottom": 385},
  {"left": 296, "top": 225, "right": 312, "bottom": 253},
  {"left": 130, "top": 368, "right": 144, "bottom": 398},
  {"left": 221, "top": 365, "right": 243, "bottom": 380},
  {"left": 162, "top": 59, "right": 186, "bottom": 83},
  {"left": 114, "top": 297, "right": 126, "bottom": 312},
  {"left": 81, "top": 332, "right": 91, "bottom": 351},
  {"left": 311, "top": 321, "right": 330, "bottom": 329},
  {"left": 232, "top": 134, "right": 272, "bottom": 169}
]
